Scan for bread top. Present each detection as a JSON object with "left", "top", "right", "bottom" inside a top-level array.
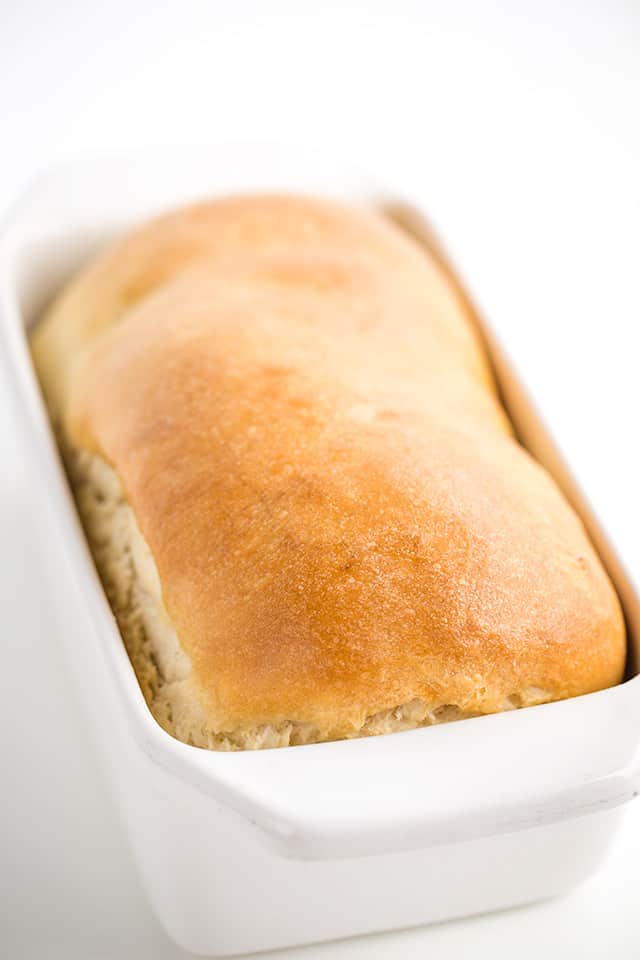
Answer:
[{"left": 32, "top": 194, "right": 626, "bottom": 740}]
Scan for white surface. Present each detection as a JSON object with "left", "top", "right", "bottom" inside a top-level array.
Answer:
[{"left": 1, "top": 2, "right": 640, "bottom": 957}]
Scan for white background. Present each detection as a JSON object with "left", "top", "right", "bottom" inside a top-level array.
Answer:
[{"left": 1, "top": 1, "right": 640, "bottom": 957}]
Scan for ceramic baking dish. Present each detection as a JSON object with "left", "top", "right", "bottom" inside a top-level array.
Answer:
[{"left": 2, "top": 150, "right": 639, "bottom": 957}]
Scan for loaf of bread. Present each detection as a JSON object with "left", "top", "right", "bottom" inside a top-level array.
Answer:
[{"left": 32, "top": 194, "right": 625, "bottom": 749}]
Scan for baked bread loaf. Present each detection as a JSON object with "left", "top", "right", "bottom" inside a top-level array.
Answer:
[{"left": 32, "top": 194, "right": 626, "bottom": 749}]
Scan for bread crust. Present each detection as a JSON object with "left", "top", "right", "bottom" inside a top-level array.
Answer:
[{"left": 32, "top": 195, "right": 626, "bottom": 747}]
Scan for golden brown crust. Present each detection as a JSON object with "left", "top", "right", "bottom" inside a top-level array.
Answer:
[{"left": 32, "top": 194, "right": 626, "bottom": 745}]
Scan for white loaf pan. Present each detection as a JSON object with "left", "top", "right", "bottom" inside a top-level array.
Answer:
[{"left": 2, "top": 149, "right": 640, "bottom": 957}]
